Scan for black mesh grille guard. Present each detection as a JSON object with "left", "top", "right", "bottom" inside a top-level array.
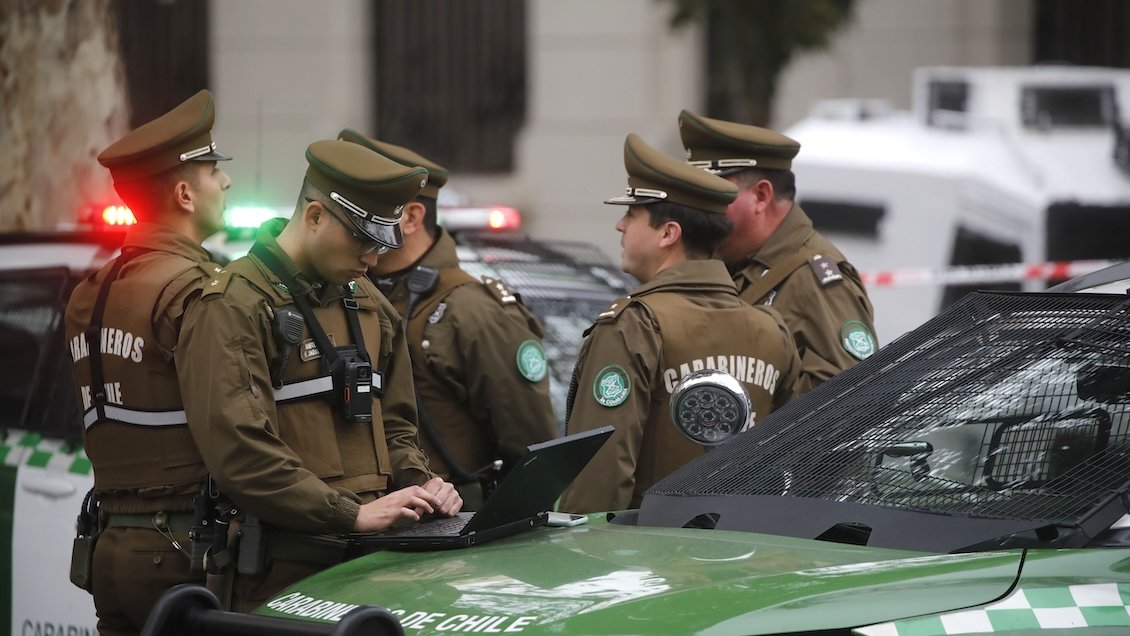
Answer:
[{"left": 639, "top": 292, "right": 1130, "bottom": 552}]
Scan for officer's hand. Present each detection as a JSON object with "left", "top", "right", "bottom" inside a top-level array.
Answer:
[
  {"left": 422, "top": 477, "right": 463, "bottom": 517},
  {"left": 353, "top": 486, "right": 440, "bottom": 532}
]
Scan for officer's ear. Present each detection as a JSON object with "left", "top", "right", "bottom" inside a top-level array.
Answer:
[
  {"left": 657, "top": 220, "right": 683, "bottom": 249},
  {"left": 302, "top": 199, "right": 328, "bottom": 232},
  {"left": 171, "top": 180, "right": 193, "bottom": 213},
  {"left": 400, "top": 201, "right": 427, "bottom": 237},
  {"left": 749, "top": 178, "right": 776, "bottom": 211},
  {"left": 169, "top": 163, "right": 203, "bottom": 214}
]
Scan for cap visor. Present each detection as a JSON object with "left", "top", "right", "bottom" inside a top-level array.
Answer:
[
  {"left": 356, "top": 217, "right": 405, "bottom": 249},
  {"left": 604, "top": 194, "right": 665, "bottom": 206},
  {"left": 192, "top": 149, "right": 232, "bottom": 162}
]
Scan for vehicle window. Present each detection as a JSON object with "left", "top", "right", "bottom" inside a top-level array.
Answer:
[
  {"left": 941, "top": 225, "right": 1021, "bottom": 309},
  {"left": 456, "top": 236, "right": 633, "bottom": 430},
  {"left": 800, "top": 198, "right": 885, "bottom": 238},
  {"left": 647, "top": 292, "right": 1130, "bottom": 550},
  {"left": 926, "top": 80, "right": 969, "bottom": 129},
  {"left": 1021, "top": 85, "right": 1115, "bottom": 128},
  {"left": 0, "top": 268, "right": 84, "bottom": 442}
]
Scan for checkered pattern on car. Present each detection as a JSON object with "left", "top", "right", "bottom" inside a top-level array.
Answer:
[
  {"left": 0, "top": 431, "right": 91, "bottom": 475},
  {"left": 855, "top": 583, "right": 1130, "bottom": 635}
]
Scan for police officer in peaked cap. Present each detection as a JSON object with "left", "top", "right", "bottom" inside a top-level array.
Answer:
[
  {"left": 176, "top": 139, "right": 461, "bottom": 611},
  {"left": 558, "top": 133, "right": 801, "bottom": 514},
  {"left": 64, "top": 89, "right": 233, "bottom": 635},
  {"left": 679, "top": 110, "right": 877, "bottom": 393},
  {"left": 340, "top": 129, "right": 557, "bottom": 511}
]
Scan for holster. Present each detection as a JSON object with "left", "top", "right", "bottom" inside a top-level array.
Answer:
[
  {"left": 69, "top": 489, "right": 100, "bottom": 593},
  {"left": 205, "top": 516, "right": 241, "bottom": 610}
]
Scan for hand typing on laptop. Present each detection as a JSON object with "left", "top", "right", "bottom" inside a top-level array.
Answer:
[
  {"left": 352, "top": 478, "right": 463, "bottom": 532},
  {"left": 422, "top": 476, "right": 464, "bottom": 517}
]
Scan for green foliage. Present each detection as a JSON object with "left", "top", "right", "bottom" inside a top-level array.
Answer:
[{"left": 661, "top": 0, "right": 856, "bottom": 125}]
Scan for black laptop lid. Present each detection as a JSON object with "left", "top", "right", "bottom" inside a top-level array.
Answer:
[{"left": 463, "top": 425, "right": 614, "bottom": 533}]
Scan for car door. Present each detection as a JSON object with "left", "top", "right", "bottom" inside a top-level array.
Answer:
[{"left": 0, "top": 266, "right": 97, "bottom": 635}]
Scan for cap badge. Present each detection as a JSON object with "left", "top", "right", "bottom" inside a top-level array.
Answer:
[
  {"left": 330, "top": 191, "right": 371, "bottom": 221},
  {"left": 180, "top": 141, "right": 218, "bottom": 162}
]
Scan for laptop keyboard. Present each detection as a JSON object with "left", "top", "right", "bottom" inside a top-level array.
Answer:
[{"left": 393, "top": 515, "right": 470, "bottom": 536}]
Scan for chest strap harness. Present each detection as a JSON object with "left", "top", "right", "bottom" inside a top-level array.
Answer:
[
  {"left": 250, "top": 242, "right": 380, "bottom": 423},
  {"left": 81, "top": 248, "right": 192, "bottom": 430}
]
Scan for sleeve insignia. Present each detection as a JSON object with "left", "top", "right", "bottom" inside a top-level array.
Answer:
[
  {"left": 593, "top": 364, "right": 631, "bottom": 407},
  {"left": 841, "top": 321, "right": 877, "bottom": 360},
  {"left": 516, "top": 339, "right": 549, "bottom": 382}
]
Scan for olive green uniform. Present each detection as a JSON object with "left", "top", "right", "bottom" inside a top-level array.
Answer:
[
  {"left": 371, "top": 227, "right": 556, "bottom": 507},
  {"left": 65, "top": 224, "right": 223, "bottom": 635},
  {"left": 730, "top": 203, "right": 876, "bottom": 393},
  {"left": 558, "top": 260, "right": 800, "bottom": 514},
  {"left": 176, "top": 219, "right": 435, "bottom": 609}
]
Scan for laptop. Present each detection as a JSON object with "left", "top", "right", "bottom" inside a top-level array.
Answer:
[{"left": 349, "top": 426, "right": 614, "bottom": 550}]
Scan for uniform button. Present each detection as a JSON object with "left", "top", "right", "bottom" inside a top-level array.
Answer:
[
  {"left": 152, "top": 553, "right": 163, "bottom": 565},
  {"left": 421, "top": 340, "right": 431, "bottom": 350}
]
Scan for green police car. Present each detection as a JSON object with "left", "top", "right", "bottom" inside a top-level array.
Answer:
[{"left": 233, "top": 277, "right": 1130, "bottom": 636}]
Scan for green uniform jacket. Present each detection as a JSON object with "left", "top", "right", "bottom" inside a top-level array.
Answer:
[
  {"left": 730, "top": 203, "right": 876, "bottom": 393},
  {"left": 371, "top": 228, "right": 556, "bottom": 483},
  {"left": 65, "top": 223, "right": 223, "bottom": 512},
  {"left": 559, "top": 260, "right": 800, "bottom": 514},
  {"left": 177, "top": 220, "right": 434, "bottom": 535}
]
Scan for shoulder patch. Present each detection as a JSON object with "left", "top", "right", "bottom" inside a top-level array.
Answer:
[
  {"left": 809, "top": 254, "right": 844, "bottom": 287},
  {"left": 480, "top": 275, "right": 518, "bottom": 305},
  {"left": 428, "top": 302, "right": 447, "bottom": 324},
  {"left": 595, "top": 296, "right": 633, "bottom": 323},
  {"left": 841, "top": 320, "right": 877, "bottom": 360},
  {"left": 592, "top": 365, "right": 631, "bottom": 407},
  {"left": 200, "top": 269, "right": 234, "bottom": 299},
  {"left": 515, "top": 339, "right": 548, "bottom": 382}
]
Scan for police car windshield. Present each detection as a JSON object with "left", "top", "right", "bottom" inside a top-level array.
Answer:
[{"left": 641, "top": 291, "right": 1130, "bottom": 553}]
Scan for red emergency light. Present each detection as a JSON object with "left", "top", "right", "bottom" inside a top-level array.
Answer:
[{"left": 100, "top": 205, "right": 137, "bottom": 226}]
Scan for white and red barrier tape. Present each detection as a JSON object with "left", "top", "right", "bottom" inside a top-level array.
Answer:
[{"left": 860, "top": 260, "right": 1120, "bottom": 288}]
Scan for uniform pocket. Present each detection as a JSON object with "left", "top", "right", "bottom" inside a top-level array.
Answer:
[{"left": 275, "top": 400, "right": 346, "bottom": 479}]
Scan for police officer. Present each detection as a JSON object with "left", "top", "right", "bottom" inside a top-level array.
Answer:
[
  {"left": 558, "top": 134, "right": 801, "bottom": 514},
  {"left": 679, "top": 111, "right": 877, "bottom": 393},
  {"left": 339, "top": 129, "right": 557, "bottom": 510},
  {"left": 64, "top": 90, "right": 232, "bottom": 636},
  {"left": 176, "top": 140, "right": 461, "bottom": 610}
]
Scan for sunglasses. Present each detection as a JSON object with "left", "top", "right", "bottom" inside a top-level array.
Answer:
[{"left": 309, "top": 198, "right": 390, "bottom": 255}]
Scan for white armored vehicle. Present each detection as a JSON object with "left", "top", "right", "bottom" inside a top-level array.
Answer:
[{"left": 786, "top": 65, "right": 1130, "bottom": 342}]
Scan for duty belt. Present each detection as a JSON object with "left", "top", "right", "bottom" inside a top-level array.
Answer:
[{"left": 103, "top": 511, "right": 195, "bottom": 532}]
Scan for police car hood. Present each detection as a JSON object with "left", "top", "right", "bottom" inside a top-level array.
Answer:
[{"left": 255, "top": 520, "right": 1023, "bottom": 635}]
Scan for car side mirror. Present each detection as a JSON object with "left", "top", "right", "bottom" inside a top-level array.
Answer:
[{"left": 669, "top": 369, "right": 753, "bottom": 447}]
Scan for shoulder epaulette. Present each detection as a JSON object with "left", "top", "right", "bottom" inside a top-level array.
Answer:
[
  {"left": 808, "top": 253, "right": 844, "bottom": 287},
  {"left": 480, "top": 275, "right": 519, "bottom": 305},
  {"left": 595, "top": 296, "right": 634, "bottom": 323},
  {"left": 200, "top": 268, "right": 234, "bottom": 299}
]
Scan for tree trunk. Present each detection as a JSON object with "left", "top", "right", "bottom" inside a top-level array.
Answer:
[{"left": 0, "top": 0, "right": 129, "bottom": 231}]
